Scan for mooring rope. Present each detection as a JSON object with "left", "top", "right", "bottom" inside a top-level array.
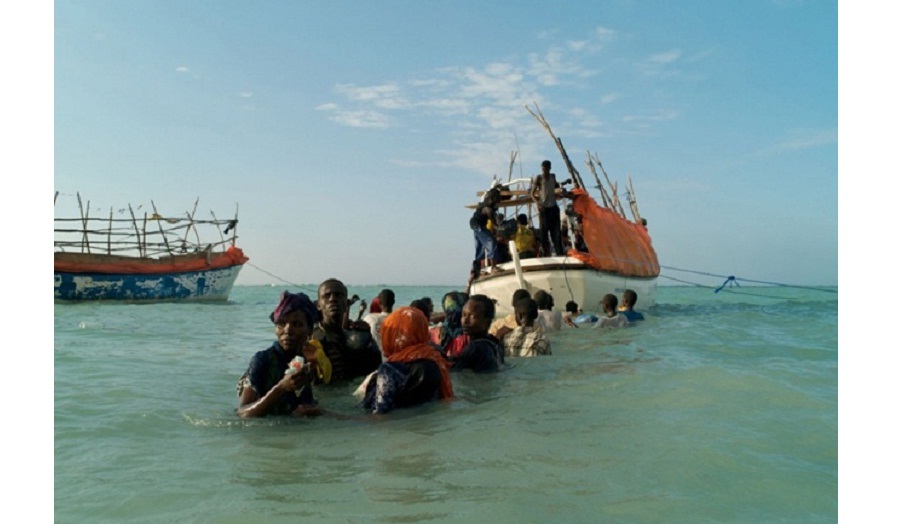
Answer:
[
  {"left": 245, "top": 262, "right": 302, "bottom": 288},
  {"left": 659, "top": 265, "right": 837, "bottom": 296}
]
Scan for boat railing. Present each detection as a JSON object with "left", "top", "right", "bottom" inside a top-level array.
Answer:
[{"left": 54, "top": 193, "right": 239, "bottom": 258}]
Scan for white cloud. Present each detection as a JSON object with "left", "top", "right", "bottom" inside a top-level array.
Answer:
[
  {"left": 622, "top": 109, "right": 680, "bottom": 123},
  {"left": 601, "top": 92, "right": 620, "bottom": 104},
  {"left": 756, "top": 128, "right": 838, "bottom": 155},
  {"left": 238, "top": 92, "right": 253, "bottom": 98},
  {"left": 175, "top": 66, "right": 189, "bottom": 73},
  {"left": 326, "top": 108, "right": 390, "bottom": 129},
  {"left": 649, "top": 49, "right": 681, "bottom": 64}
]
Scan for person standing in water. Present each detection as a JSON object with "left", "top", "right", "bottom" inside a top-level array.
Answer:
[
  {"left": 236, "top": 291, "right": 323, "bottom": 418},
  {"left": 312, "top": 279, "right": 383, "bottom": 383}
]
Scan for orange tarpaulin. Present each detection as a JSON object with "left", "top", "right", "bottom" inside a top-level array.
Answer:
[
  {"left": 54, "top": 246, "right": 249, "bottom": 275},
  {"left": 568, "top": 188, "right": 659, "bottom": 277}
]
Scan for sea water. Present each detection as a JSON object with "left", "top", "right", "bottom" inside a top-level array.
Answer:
[{"left": 54, "top": 285, "right": 837, "bottom": 523}]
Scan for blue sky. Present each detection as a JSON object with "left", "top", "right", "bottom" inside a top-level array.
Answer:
[{"left": 46, "top": 0, "right": 837, "bottom": 288}]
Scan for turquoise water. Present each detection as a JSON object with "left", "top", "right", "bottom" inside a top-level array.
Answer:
[{"left": 54, "top": 285, "right": 837, "bottom": 523}]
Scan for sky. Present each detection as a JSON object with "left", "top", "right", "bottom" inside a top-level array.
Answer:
[{"left": 42, "top": 0, "right": 840, "bottom": 289}]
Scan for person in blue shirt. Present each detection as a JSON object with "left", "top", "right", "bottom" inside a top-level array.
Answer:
[{"left": 620, "top": 289, "right": 645, "bottom": 322}]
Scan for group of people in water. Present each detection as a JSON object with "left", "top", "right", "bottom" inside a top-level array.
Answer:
[{"left": 236, "top": 278, "right": 645, "bottom": 419}]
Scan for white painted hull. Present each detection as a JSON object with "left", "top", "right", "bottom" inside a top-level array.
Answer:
[{"left": 469, "top": 256, "right": 657, "bottom": 317}]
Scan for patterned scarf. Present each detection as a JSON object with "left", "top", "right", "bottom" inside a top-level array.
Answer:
[
  {"left": 270, "top": 291, "right": 320, "bottom": 326},
  {"left": 381, "top": 307, "right": 453, "bottom": 399}
]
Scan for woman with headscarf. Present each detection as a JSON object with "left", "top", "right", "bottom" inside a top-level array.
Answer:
[
  {"left": 360, "top": 307, "right": 453, "bottom": 415},
  {"left": 428, "top": 291, "right": 467, "bottom": 353},
  {"left": 236, "top": 291, "right": 328, "bottom": 418}
]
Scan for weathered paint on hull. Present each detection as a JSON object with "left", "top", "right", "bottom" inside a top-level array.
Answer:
[
  {"left": 54, "top": 264, "right": 244, "bottom": 302},
  {"left": 469, "top": 256, "right": 656, "bottom": 317}
]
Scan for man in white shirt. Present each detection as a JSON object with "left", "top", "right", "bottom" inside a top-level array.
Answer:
[{"left": 361, "top": 288, "right": 395, "bottom": 352}]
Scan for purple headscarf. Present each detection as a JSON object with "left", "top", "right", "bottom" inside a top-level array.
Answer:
[{"left": 270, "top": 291, "right": 320, "bottom": 326}]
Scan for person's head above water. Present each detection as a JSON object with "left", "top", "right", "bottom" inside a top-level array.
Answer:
[
  {"left": 317, "top": 278, "right": 348, "bottom": 327},
  {"left": 462, "top": 294, "right": 495, "bottom": 336},
  {"left": 270, "top": 291, "right": 319, "bottom": 352}
]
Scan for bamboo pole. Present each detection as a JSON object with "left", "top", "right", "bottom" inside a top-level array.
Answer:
[
  {"left": 128, "top": 204, "right": 142, "bottom": 257},
  {"left": 142, "top": 212, "right": 149, "bottom": 256},
  {"left": 107, "top": 207, "right": 113, "bottom": 254},
  {"left": 77, "top": 193, "right": 90, "bottom": 253},
  {"left": 232, "top": 203, "right": 239, "bottom": 247},
  {"left": 593, "top": 152, "right": 627, "bottom": 218},
  {"left": 187, "top": 197, "right": 201, "bottom": 252},
  {"left": 585, "top": 153, "right": 612, "bottom": 208},
  {"left": 525, "top": 103, "right": 585, "bottom": 190},
  {"left": 209, "top": 209, "right": 226, "bottom": 249},
  {"left": 150, "top": 201, "right": 173, "bottom": 255},
  {"left": 627, "top": 174, "right": 642, "bottom": 224}
]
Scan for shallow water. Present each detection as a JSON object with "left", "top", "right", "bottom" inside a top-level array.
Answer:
[{"left": 54, "top": 285, "right": 837, "bottom": 522}]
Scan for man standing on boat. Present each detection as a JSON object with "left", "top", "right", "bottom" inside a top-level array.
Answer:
[{"left": 531, "top": 160, "right": 565, "bottom": 256}]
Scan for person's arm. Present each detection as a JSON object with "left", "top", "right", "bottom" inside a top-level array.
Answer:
[
  {"left": 530, "top": 176, "right": 540, "bottom": 203},
  {"left": 237, "top": 366, "right": 312, "bottom": 418}
]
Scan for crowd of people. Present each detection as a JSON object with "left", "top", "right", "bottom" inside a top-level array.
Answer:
[
  {"left": 236, "top": 280, "right": 645, "bottom": 419},
  {"left": 468, "top": 160, "right": 589, "bottom": 285}
]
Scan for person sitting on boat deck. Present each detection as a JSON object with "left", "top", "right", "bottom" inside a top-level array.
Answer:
[
  {"left": 429, "top": 291, "right": 467, "bottom": 353},
  {"left": 594, "top": 293, "right": 630, "bottom": 328},
  {"left": 312, "top": 279, "right": 384, "bottom": 384},
  {"left": 531, "top": 160, "right": 567, "bottom": 257},
  {"left": 565, "top": 204, "right": 589, "bottom": 253},
  {"left": 236, "top": 291, "right": 324, "bottom": 418},
  {"left": 560, "top": 220, "right": 573, "bottom": 252},
  {"left": 489, "top": 288, "right": 532, "bottom": 341},
  {"left": 470, "top": 185, "right": 502, "bottom": 273},
  {"left": 513, "top": 213, "right": 537, "bottom": 259},
  {"left": 494, "top": 231, "right": 512, "bottom": 264},
  {"left": 503, "top": 297, "right": 552, "bottom": 357},
  {"left": 619, "top": 289, "right": 645, "bottom": 322},
  {"left": 446, "top": 294, "right": 505, "bottom": 373},
  {"left": 358, "top": 307, "right": 454, "bottom": 415},
  {"left": 362, "top": 288, "right": 395, "bottom": 353},
  {"left": 533, "top": 289, "right": 563, "bottom": 332}
]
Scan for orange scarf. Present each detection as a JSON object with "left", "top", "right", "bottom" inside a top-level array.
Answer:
[{"left": 381, "top": 307, "right": 453, "bottom": 399}]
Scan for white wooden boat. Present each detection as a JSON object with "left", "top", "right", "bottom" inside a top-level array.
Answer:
[{"left": 467, "top": 105, "right": 659, "bottom": 316}]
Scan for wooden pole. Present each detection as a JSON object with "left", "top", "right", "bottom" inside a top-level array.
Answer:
[
  {"left": 187, "top": 197, "right": 201, "bottom": 251},
  {"left": 107, "top": 207, "right": 113, "bottom": 254},
  {"left": 128, "top": 204, "right": 142, "bottom": 257},
  {"left": 525, "top": 103, "right": 585, "bottom": 191},
  {"left": 77, "top": 193, "right": 91, "bottom": 254},
  {"left": 585, "top": 153, "right": 612, "bottom": 208},
  {"left": 150, "top": 201, "right": 172, "bottom": 255},
  {"left": 627, "top": 174, "right": 642, "bottom": 224}
]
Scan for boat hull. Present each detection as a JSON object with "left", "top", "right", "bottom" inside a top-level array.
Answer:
[
  {"left": 54, "top": 264, "right": 244, "bottom": 302},
  {"left": 469, "top": 256, "right": 656, "bottom": 317}
]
